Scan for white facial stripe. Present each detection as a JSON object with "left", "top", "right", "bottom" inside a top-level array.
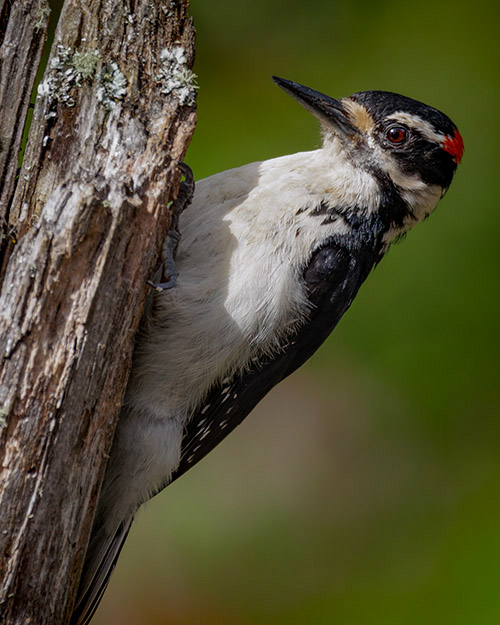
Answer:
[
  {"left": 379, "top": 149, "right": 428, "bottom": 191},
  {"left": 386, "top": 111, "right": 445, "bottom": 145},
  {"left": 381, "top": 181, "right": 442, "bottom": 249}
]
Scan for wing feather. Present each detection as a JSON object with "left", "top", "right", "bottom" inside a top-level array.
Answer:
[
  {"left": 71, "top": 517, "right": 133, "bottom": 625},
  {"left": 171, "top": 241, "right": 377, "bottom": 482}
]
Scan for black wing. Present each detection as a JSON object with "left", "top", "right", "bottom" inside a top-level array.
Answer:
[{"left": 170, "top": 240, "right": 378, "bottom": 482}]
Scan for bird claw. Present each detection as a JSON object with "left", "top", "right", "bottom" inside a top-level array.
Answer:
[{"left": 148, "top": 162, "right": 194, "bottom": 292}]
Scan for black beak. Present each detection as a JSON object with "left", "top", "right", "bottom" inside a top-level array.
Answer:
[{"left": 272, "top": 76, "right": 358, "bottom": 138}]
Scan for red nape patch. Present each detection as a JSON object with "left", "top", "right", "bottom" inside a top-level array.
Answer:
[{"left": 442, "top": 129, "right": 464, "bottom": 164}]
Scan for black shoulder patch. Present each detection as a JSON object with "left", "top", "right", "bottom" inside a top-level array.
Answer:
[{"left": 170, "top": 240, "right": 379, "bottom": 483}]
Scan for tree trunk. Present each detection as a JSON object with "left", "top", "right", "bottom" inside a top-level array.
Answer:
[{"left": 0, "top": 1, "right": 196, "bottom": 624}]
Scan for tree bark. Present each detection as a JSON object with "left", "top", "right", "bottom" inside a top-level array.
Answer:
[
  {"left": 0, "top": 2, "right": 196, "bottom": 624},
  {"left": 0, "top": 0, "right": 50, "bottom": 229}
]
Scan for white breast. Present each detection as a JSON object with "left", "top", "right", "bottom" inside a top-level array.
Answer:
[{"left": 126, "top": 143, "right": 380, "bottom": 422}]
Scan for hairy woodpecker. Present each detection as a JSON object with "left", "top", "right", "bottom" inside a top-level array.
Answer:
[{"left": 72, "top": 77, "right": 463, "bottom": 624}]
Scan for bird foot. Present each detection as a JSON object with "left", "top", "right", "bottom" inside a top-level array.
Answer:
[{"left": 148, "top": 162, "right": 195, "bottom": 291}]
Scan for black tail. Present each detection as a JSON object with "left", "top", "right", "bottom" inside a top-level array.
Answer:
[{"left": 71, "top": 516, "right": 134, "bottom": 625}]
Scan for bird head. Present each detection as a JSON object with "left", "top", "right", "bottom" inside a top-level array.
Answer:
[{"left": 272, "top": 76, "right": 463, "bottom": 236}]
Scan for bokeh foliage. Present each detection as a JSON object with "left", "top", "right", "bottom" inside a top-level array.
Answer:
[{"left": 44, "top": 0, "right": 500, "bottom": 623}]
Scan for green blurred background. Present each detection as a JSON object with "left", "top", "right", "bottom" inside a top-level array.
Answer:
[{"left": 50, "top": 0, "right": 500, "bottom": 622}]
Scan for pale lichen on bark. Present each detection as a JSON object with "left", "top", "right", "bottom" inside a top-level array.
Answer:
[{"left": 155, "top": 45, "right": 198, "bottom": 104}]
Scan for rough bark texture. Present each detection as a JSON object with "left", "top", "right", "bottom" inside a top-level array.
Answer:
[
  {"left": 0, "top": 1, "right": 196, "bottom": 624},
  {"left": 0, "top": 0, "right": 50, "bottom": 228}
]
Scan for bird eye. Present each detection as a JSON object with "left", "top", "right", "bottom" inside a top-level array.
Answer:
[{"left": 386, "top": 126, "right": 408, "bottom": 144}]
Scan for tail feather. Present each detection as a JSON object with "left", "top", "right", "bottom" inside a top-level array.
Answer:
[{"left": 71, "top": 517, "right": 134, "bottom": 625}]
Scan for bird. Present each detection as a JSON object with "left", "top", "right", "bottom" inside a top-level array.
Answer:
[{"left": 71, "top": 76, "right": 464, "bottom": 624}]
